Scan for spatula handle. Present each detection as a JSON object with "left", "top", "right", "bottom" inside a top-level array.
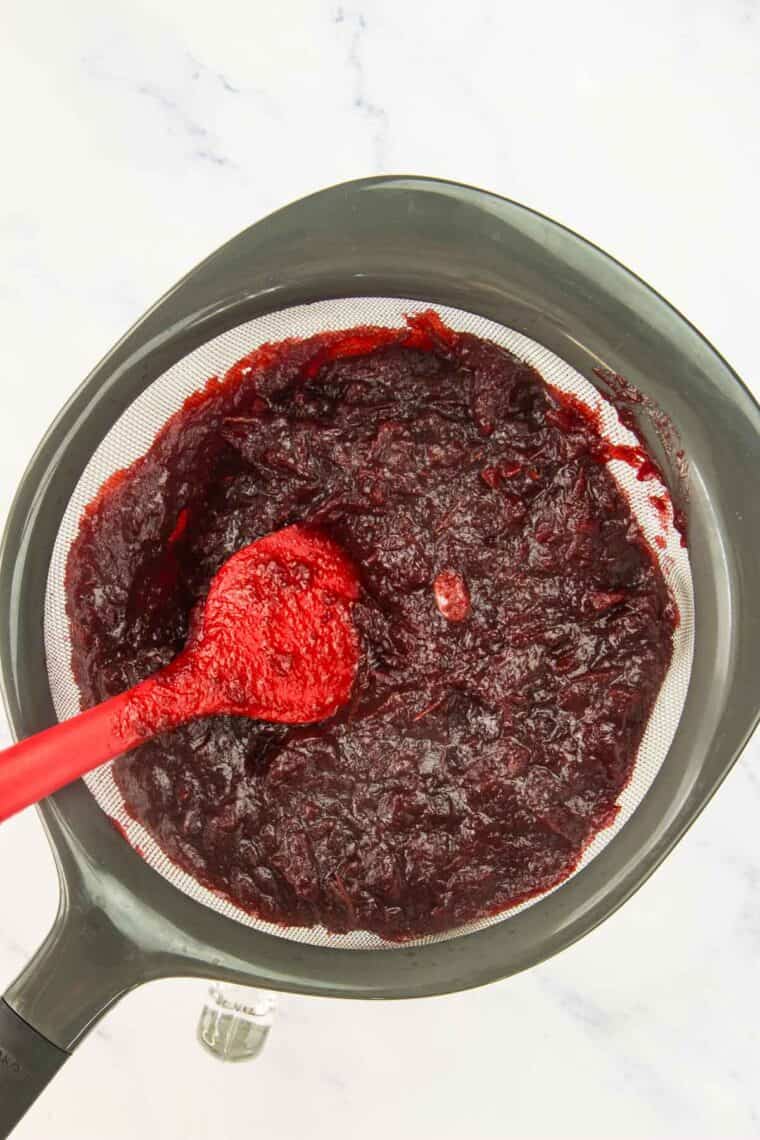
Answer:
[{"left": 0, "top": 691, "right": 135, "bottom": 823}]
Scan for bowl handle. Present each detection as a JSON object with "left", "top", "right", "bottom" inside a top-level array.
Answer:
[{"left": 0, "top": 999, "right": 68, "bottom": 1137}]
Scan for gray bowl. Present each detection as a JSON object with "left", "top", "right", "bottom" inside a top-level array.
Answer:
[{"left": 0, "top": 176, "right": 758, "bottom": 1135}]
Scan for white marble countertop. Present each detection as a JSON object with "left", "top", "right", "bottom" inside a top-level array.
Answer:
[{"left": 1, "top": 2, "right": 759, "bottom": 1136}]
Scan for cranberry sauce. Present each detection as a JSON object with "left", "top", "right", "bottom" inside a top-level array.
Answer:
[{"left": 66, "top": 313, "right": 676, "bottom": 939}]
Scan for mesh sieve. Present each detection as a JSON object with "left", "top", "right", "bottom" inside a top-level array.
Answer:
[{"left": 43, "top": 298, "right": 694, "bottom": 951}]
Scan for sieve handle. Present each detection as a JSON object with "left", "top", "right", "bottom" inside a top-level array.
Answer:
[
  {"left": 0, "top": 691, "right": 139, "bottom": 823},
  {"left": 0, "top": 1000, "right": 68, "bottom": 1137}
]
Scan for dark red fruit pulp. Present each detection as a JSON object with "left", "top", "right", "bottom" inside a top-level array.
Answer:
[
  {"left": 66, "top": 313, "right": 677, "bottom": 940},
  {"left": 593, "top": 366, "right": 688, "bottom": 547}
]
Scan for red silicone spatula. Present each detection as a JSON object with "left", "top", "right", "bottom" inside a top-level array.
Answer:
[{"left": 0, "top": 525, "right": 360, "bottom": 824}]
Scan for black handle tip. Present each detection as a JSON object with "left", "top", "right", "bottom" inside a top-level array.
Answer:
[{"left": 0, "top": 1000, "right": 68, "bottom": 1137}]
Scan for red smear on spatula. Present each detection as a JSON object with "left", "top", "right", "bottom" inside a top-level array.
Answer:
[{"left": 0, "top": 526, "right": 360, "bottom": 823}]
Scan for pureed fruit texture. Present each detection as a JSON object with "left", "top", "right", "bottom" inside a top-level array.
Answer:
[{"left": 66, "top": 313, "right": 677, "bottom": 940}]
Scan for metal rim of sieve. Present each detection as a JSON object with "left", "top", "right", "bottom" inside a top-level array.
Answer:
[{"left": 44, "top": 297, "right": 695, "bottom": 951}]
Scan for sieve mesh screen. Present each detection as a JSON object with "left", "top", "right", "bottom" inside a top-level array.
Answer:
[{"left": 43, "top": 298, "right": 694, "bottom": 950}]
